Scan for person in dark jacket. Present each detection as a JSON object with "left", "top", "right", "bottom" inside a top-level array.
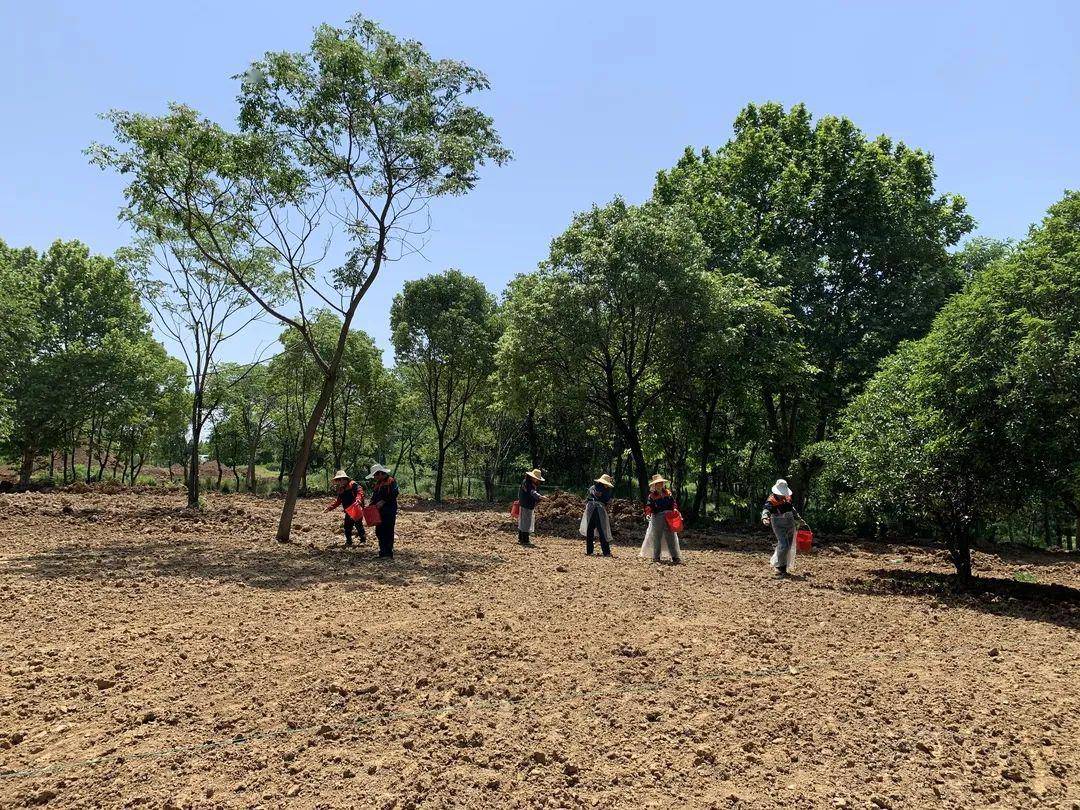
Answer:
[
  {"left": 517, "top": 468, "right": 545, "bottom": 546},
  {"left": 324, "top": 470, "right": 366, "bottom": 546},
  {"left": 761, "top": 478, "right": 801, "bottom": 576},
  {"left": 367, "top": 463, "right": 399, "bottom": 559},
  {"left": 581, "top": 473, "right": 615, "bottom": 556}
]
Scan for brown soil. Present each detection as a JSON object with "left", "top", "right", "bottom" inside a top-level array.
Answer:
[{"left": 0, "top": 492, "right": 1077, "bottom": 809}]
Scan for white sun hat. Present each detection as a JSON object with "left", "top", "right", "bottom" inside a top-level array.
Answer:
[
  {"left": 771, "top": 478, "right": 792, "bottom": 497},
  {"left": 332, "top": 470, "right": 350, "bottom": 481},
  {"left": 366, "top": 463, "right": 392, "bottom": 479}
]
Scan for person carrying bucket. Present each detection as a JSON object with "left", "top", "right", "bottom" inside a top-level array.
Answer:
[
  {"left": 761, "top": 478, "right": 802, "bottom": 577},
  {"left": 517, "top": 468, "right": 546, "bottom": 546},
  {"left": 580, "top": 473, "right": 615, "bottom": 556},
  {"left": 641, "top": 474, "right": 682, "bottom": 564},
  {"left": 324, "top": 470, "right": 366, "bottom": 547},
  {"left": 367, "top": 463, "right": 399, "bottom": 559}
]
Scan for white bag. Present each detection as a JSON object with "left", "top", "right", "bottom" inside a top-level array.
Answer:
[
  {"left": 770, "top": 539, "right": 797, "bottom": 572},
  {"left": 578, "top": 509, "right": 589, "bottom": 537}
]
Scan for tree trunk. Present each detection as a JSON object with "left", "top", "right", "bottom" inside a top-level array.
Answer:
[
  {"left": 433, "top": 439, "right": 447, "bottom": 503},
  {"left": 946, "top": 525, "right": 973, "bottom": 584},
  {"left": 691, "top": 403, "right": 717, "bottom": 522},
  {"left": 19, "top": 441, "right": 36, "bottom": 488},
  {"left": 628, "top": 435, "right": 649, "bottom": 502},
  {"left": 246, "top": 458, "right": 257, "bottom": 492},
  {"left": 525, "top": 408, "right": 540, "bottom": 468},
  {"left": 85, "top": 421, "right": 94, "bottom": 484},
  {"left": 188, "top": 418, "right": 202, "bottom": 509},
  {"left": 274, "top": 372, "right": 338, "bottom": 543}
]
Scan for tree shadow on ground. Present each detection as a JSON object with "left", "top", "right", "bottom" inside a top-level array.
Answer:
[
  {"left": 0, "top": 539, "right": 503, "bottom": 592},
  {"left": 838, "top": 568, "right": 1079, "bottom": 631}
]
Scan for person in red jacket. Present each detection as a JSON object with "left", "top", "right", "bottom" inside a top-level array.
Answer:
[{"left": 324, "top": 470, "right": 366, "bottom": 547}]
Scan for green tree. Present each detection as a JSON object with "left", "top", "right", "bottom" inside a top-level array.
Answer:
[
  {"left": 0, "top": 240, "right": 41, "bottom": 440},
  {"left": 654, "top": 102, "right": 973, "bottom": 503},
  {"left": 670, "top": 273, "right": 798, "bottom": 520},
  {"left": 501, "top": 198, "right": 708, "bottom": 500},
  {"left": 391, "top": 270, "right": 499, "bottom": 502},
  {"left": 117, "top": 229, "right": 272, "bottom": 506},
  {"left": 4, "top": 240, "right": 154, "bottom": 486},
  {"left": 91, "top": 13, "right": 509, "bottom": 540},
  {"left": 823, "top": 191, "right": 1080, "bottom": 580},
  {"left": 215, "top": 363, "right": 278, "bottom": 492}
]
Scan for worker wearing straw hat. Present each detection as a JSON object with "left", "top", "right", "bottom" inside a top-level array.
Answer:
[
  {"left": 579, "top": 473, "right": 615, "bottom": 556},
  {"left": 367, "top": 463, "right": 399, "bottom": 559},
  {"left": 761, "top": 478, "right": 801, "bottom": 576},
  {"left": 517, "top": 468, "right": 546, "bottom": 546},
  {"left": 641, "top": 474, "right": 682, "bottom": 564},
  {"left": 324, "top": 470, "right": 366, "bottom": 547}
]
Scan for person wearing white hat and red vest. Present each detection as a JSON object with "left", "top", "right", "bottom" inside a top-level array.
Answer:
[
  {"left": 367, "top": 463, "right": 399, "bottom": 559},
  {"left": 324, "top": 470, "right": 366, "bottom": 547},
  {"left": 761, "top": 478, "right": 801, "bottom": 577}
]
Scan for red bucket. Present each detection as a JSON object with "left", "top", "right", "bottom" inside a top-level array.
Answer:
[
  {"left": 344, "top": 502, "right": 363, "bottom": 521},
  {"left": 665, "top": 509, "right": 685, "bottom": 533},
  {"left": 510, "top": 500, "right": 520, "bottom": 518},
  {"left": 362, "top": 505, "right": 382, "bottom": 526},
  {"left": 796, "top": 527, "right": 813, "bottom": 553}
]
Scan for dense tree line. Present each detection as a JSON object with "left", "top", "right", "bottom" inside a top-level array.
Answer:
[{"left": 3, "top": 14, "right": 1077, "bottom": 577}]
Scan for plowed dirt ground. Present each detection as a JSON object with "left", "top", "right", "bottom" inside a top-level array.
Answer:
[{"left": 1, "top": 491, "right": 1077, "bottom": 809}]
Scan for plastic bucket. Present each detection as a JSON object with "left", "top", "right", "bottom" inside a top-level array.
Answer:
[
  {"left": 796, "top": 527, "right": 813, "bottom": 553},
  {"left": 362, "top": 505, "right": 382, "bottom": 526},
  {"left": 665, "top": 509, "right": 685, "bottom": 533},
  {"left": 510, "top": 500, "right": 520, "bottom": 518},
  {"left": 344, "top": 502, "right": 363, "bottom": 521}
]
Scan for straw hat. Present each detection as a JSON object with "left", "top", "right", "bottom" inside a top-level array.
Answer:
[
  {"left": 332, "top": 470, "right": 350, "bottom": 481},
  {"left": 366, "top": 463, "right": 392, "bottom": 479},
  {"left": 648, "top": 474, "right": 668, "bottom": 487},
  {"left": 594, "top": 473, "right": 615, "bottom": 487},
  {"left": 771, "top": 478, "right": 792, "bottom": 497},
  {"left": 525, "top": 468, "right": 545, "bottom": 482}
]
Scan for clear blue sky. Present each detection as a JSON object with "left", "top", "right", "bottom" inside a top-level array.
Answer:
[{"left": 4, "top": 0, "right": 1078, "bottom": 364}]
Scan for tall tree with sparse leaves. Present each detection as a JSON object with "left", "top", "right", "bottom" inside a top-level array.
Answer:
[{"left": 90, "top": 13, "right": 509, "bottom": 540}]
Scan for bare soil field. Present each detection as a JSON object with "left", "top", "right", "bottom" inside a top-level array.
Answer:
[{"left": 1, "top": 491, "right": 1078, "bottom": 809}]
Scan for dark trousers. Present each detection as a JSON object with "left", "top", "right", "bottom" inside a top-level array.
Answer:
[
  {"left": 375, "top": 515, "right": 396, "bottom": 557},
  {"left": 586, "top": 508, "right": 611, "bottom": 556},
  {"left": 344, "top": 514, "right": 367, "bottom": 545},
  {"left": 518, "top": 530, "right": 531, "bottom": 545}
]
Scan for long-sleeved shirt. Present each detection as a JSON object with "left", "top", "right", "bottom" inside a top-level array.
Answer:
[
  {"left": 329, "top": 481, "right": 364, "bottom": 510},
  {"left": 587, "top": 484, "right": 612, "bottom": 504},
  {"left": 370, "top": 477, "right": 400, "bottom": 517},
  {"left": 761, "top": 494, "right": 797, "bottom": 520},
  {"left": 646, "top": 489, "right": 675, "bottom": 514},
  {"left": 519, "top": 481, "right": 542, "bottom": 510}
]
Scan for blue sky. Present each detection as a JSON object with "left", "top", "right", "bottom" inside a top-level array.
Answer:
[{"left": 4, "top": 0, "right": 1078, "bottom": 364}]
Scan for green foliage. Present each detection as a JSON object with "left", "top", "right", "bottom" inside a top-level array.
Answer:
[
  {"left": 91, "top": 12, "right": 508, "bottom": 536},
  {"left": 1, "top": 239, "right": 187, "bottom": 485},
  {"left": 822, "top": 191, "right": 1080, "bottom": 576},
  {"left": 391, "top": 269, "right": 499, "bottom": 501},
  {"left": 654, "top": 102, "right": 974, "bottom": 486},
  {"left": 502, "top": 198, "right": 708, "bottom": 499},
  {"left": 0, "top": 240, "right": 42, "bottom": 437}
]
